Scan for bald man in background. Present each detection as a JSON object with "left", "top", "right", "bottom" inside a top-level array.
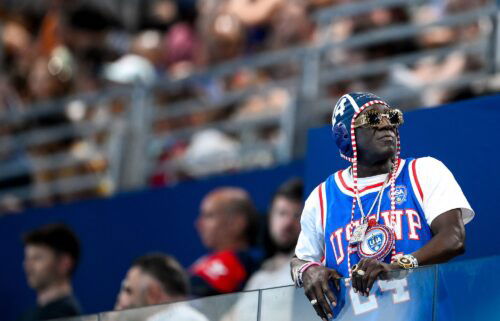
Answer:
[{"left": 190, "top": 187, "right": 263, "bottom": 297}]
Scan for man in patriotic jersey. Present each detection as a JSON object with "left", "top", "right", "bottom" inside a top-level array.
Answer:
[{"left": 290, "top": 92, "right": 474, "bottom": 320}]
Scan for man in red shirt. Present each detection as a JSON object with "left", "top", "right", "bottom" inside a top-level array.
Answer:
[{"left": 190, "top": 187, "right": 262, "bottom": 296}]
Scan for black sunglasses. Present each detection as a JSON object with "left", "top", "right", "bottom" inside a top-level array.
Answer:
[{"left": 353, "top": 109, "right": 404, "bottom": 128}]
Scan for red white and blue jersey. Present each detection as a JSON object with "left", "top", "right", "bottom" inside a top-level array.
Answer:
[
  {"left": 296, "top": 157, "right": 474, "bottom": 275},
  {"left": 324, "top": 158, "right": 430, "bottom": 276}
]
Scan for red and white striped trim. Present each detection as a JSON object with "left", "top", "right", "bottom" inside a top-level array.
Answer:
[
  {"left": 409, "top": 159, "right": 424, "bottom": 209},
  {"left": 336, "top": 170, "right": 384, "bottom": 196},
  {"left": 336, "top": 159, "right": 406, "bottom": 197},
  {"left": 318, "top": 183, "right": 327, "bottom": 232},
  {"left": 318, "top": 183, "right": 327, "bottom": 265}
]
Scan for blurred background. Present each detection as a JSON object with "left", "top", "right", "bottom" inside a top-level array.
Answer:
[
  {"left": 0, "top": 0, "right": 498, "bottom": 210},
  {"left": 0, "top": 0, "right": 499, "bottom": 320}
]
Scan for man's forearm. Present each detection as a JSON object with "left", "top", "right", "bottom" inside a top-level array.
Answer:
[
  {"left": 411, "top": 209, "right": 465, "bottom": 265},
  {"left": 411, "top": 228, "right": 465, "bottom": 265}
]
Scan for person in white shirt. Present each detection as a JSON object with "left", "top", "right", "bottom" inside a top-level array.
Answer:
[
  {"left": 290, "top": 92, "right": 474, "bottom": 320},
  {"left": 247, "top": 178, "right": 304, "bottom": 290}
]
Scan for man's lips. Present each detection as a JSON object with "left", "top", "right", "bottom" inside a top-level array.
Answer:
[{"left": 377, "top": 134, "right": 395, "bottom": 141}]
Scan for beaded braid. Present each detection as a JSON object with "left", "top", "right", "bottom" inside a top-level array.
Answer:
[
  {"left": 344, "top": 100, "right": 401, "bottom": 279},
  {"left": 389, "top": 130, "right": 402, "bottom": 262}
]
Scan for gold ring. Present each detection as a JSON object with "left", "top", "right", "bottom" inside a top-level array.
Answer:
[
  {"left": 351, "top": 264, "right": 358, "bottom": 273},
  {"left": 356, "top": 269, "right": 366, "bottom": 276}
]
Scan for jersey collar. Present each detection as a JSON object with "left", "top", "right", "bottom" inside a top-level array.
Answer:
[{"left": 335, "top": 159, "right": 406, "bottom": 197}]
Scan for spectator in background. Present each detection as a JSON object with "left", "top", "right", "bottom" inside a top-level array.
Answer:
[
  {"left": 390, "top": 1, "right": 487, "bottom": 107},
  {"left": 115, "top": 253, "right": 207, "bottom": 321},
  {"left": 253, "top": 178, "right": 304, "bottom": 287},
  {"left": 221, "top": 178, "right": 304, "bottom": 321},
  {"left": 190, "top": 187, "right": 262, "bottom": 296},
  {"left": 19, "top": 223, "right": 81, "bottom": 321}
]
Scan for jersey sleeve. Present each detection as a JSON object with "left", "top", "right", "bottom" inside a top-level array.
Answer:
[
  {"left": 295, "top": 184, "right": 325, "bottom": 263},
  {"left": 414, "top": 157, "right": 474, "bottom": 226}
]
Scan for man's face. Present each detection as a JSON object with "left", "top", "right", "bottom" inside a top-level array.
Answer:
[
  {"left": 196, "top": 196, "right": 235, "bottom": 250},
  {"left": 115, "top": 267, "right": 150, "bottom": 310},
  {"left": 269, "top": 196, "right": 302, "bottom": 252},
  {"left": 23, "top": 245, "right": 60, "bottom": 291},
  {"left": 355, "top": 105, "right": 398, "bottom": 163}
]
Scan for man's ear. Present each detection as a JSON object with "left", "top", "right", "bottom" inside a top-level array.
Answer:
[
  {"left": 145, "top": 281, "right": 169, "bottom": 305},
  {"left": 231, "top": 213, "right": 248, "bottom": 238},
  {"left": 144, "top": 284, "right": 157, "bottom": 305},
  {"left": 57, "top": 253, "right": 74, "bottom": 278}
]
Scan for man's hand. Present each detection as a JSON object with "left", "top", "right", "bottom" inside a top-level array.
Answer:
[
  {"left": 351, "top": 258, "right": 399, "bottom": 296},
  {"left": 302, "top": 265, "right": 342, "bottom": 321}
]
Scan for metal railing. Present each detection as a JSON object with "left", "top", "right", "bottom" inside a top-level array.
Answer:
[{"left": 0, "top": 0, "right": 498, "bottom": 211}]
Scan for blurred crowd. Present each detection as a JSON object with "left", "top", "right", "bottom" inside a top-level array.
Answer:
[
  {"left": 0, "top": 0, "right": 492, "bottom": 99},
  {"left": 18, "top": 178, "right": 303, "bottom": 321},
  {"left": 0, "top": 0, "right": 496, "bottom": 213}
]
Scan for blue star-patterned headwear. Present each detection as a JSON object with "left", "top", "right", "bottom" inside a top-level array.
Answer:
[{"left": 331, "top": 92, "right": 390, "bottom": 161}]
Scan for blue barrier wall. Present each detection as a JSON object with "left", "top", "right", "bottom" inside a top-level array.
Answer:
[
  {"left": 0, "top": 161, "right": 303, "bottom": 321},
  {"left": 304, "top": 94, "right": 500, "bottom": 261}
]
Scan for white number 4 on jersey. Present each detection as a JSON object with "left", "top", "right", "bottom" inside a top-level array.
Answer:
[{"left": 349, "top": 279, "right": 410, "bottom": 315}]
